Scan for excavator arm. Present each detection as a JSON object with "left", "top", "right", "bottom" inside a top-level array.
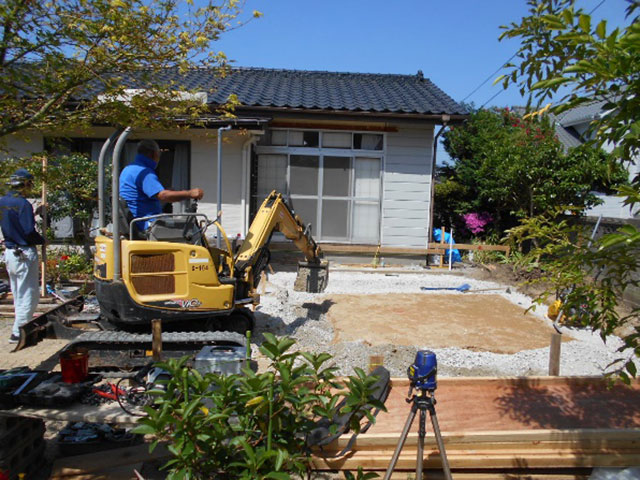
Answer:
[{"left": 234, "top": 191, "right": 328, "bottom": 293}]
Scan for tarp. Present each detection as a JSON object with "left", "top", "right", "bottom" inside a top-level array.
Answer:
[{"left": 433, "top": 228, "right": 461, "bottom": 263}]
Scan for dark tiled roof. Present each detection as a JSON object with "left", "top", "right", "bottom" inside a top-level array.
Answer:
[{"left": 120, "top": 67, "right": 467, "bottom": 116}]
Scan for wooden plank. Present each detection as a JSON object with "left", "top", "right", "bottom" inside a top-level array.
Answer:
[
  {"left": 312, "top": 451, "right": 640, "bottom": 470},
  {"left": 323, "top": 429, "right": 640, "bottom": 451},
  {"left": 448, "top": 243, "right": 511, "bottom": 253},
  {"left": 50, "top": 443, "right": 168, "bottom": 477},
  {"left": 270, "top": 243, "right": 444, "bottom": 256}
]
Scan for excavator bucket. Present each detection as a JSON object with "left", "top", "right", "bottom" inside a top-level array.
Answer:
[{"left": 294, "top": 261, "right": 329, "bottom": 293}]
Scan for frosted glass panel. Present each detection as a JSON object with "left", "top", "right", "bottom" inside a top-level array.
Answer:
[
  {"left": 352, "top": 202, "right": 379, "bottom": 242},
  {"left": 257, "top": 154, "right": 287, "bottom": 196},
  {"left": 290, "top": 155, "right": 318, "bottom": 195},
  {"left": 354, "top": 157, "right": 380, "bottom": 199},
  {"left": 290, "top": 198, "right": 317, "bottom": 231},
  {"left": 289, "top": 131, "right": 318, "bottom": 147},
  {"left": 323, "top": 156, "right": 350, "bottom": 196},
  {"left": 322, "top": 199, "right": 349, "bottom": 239}
]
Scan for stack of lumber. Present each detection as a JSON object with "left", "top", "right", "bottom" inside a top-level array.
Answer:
[
  {"left": 50, "top": 443, "right": 168, "bottom": 480},
  {"left": 312, "top": 376, "right": 640, "bottom": 478},
  {"left": 0, "top": 294, "right": 60, "bottom": 320}
]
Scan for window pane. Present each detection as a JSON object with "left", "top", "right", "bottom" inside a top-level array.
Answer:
[
  {"left": 290, "top": 155, "right": 318, "bottom": 195},
  {"left": 322, "top": 200, "right": 349, "bottom": 239},
  {"left": 354, "top": 157, "right": 380, "bottom": 198},
  {"left": 323, "top": 156, "right": 350, "bottom": 197},
  {"left": 354, "top": 133, "right": 383, "bottom": 150},
  {"left": 322, "top": 132, "right": 352, "bottom": 148},
  {"left": 272, "top": 130, "right": 287, "bottom": 146},
  {"left": 289, "top": 131, "right": 318, "bottom": 147},
  {"left": 352, "top": 202, "right": 379, "bottom": 242},
  {"left": 290, "top": 198, "right": 317, "bottom": 232},
  {"left": 257, "top": 154, "right": 287, "bottom": 196},
  {"left": 257, "top": 130, "right": 287, "bottom": 146}
]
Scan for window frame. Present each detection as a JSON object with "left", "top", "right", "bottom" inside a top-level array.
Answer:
[{"left": 254, "top": 128, "right": 385, "bottom": 243}]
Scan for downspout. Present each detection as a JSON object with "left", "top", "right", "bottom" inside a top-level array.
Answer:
[
  {"left": 428, "top": 115, "right": 449, "bottom": 250},
  {"left": 98, "top": 129, "right": 123, "bottom": 229},
  {"left": 240, "top": 132, "right": 262, "bottom": 237},
  {"left": 112, "top": 127, "right": 133, "bottom": 281},
  {"left": 217, "top": 125, "right": 232, "bottom": 248}
]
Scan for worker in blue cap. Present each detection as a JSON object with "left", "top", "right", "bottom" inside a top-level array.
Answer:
[{"left": 0, "top": 168, "right": 45, "bottom": 344}]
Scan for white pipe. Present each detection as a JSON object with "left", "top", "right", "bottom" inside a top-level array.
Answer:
[
  {"left": 217, "top": 125, "right": 231, "bottom": 248},
  {"left": 448, "top": 228, "right": 454, "bottom": 271}
]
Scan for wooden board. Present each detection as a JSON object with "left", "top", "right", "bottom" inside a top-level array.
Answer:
[
  {"left": 50, "top": 443, "right": 167, "bottom": 478},
  {"left": 312, "top": 376, "right": 640, "bottom": 471}
]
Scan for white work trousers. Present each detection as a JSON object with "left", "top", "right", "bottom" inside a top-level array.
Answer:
[{"left": 4, "top": 247, "right": 40, "bottom": 338}]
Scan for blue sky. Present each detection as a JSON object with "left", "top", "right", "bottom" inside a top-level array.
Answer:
[{"left": 214, "top": 0, "right": 630, "bottom": 161}]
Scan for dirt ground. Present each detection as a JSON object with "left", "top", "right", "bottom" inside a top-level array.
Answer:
[{"left": 326, "top": 293, "right": 570, "bottom": 353}]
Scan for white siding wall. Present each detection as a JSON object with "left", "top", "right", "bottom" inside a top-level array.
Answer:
[{"left": 382, "top": 125, "right": 434, "bottom": 247}]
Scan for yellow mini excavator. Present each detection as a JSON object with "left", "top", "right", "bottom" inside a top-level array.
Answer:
[{"left": 94, "top": 129, "right": 329, "bottom": 334}]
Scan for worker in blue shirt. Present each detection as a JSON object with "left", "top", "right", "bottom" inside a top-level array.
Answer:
[
  {"left": 0, "top": 168, "right": 45, "bottom": 343},
  {"left": 120, "top": 139, "right": 203, "bottom": 231}
]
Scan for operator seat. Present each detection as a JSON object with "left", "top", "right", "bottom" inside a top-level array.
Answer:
[{"left": 118, "top": 197, "right": 146, "bottom": 240}]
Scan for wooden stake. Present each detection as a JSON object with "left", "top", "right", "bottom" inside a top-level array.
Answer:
[
  {"left": 549, "top": 332, "right": 562, "bottom": 376},
  {"left": 40, "top": 156, "right": 48, "bottom": 297},
  {"left": 368, "top": 355, "right": 384, "bottom": 373},
  {"left": 152, "top": 319, "right": 162, "bottom": 361}
]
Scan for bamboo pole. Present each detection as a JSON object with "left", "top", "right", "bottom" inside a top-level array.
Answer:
[
  {"left": 152, "top": 319, "right": 162, "bottom": 361},
  {"left": 40, "top": 156, "right": 48, "bottom": 297}
]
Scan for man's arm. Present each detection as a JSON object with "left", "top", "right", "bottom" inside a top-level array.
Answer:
[{"left": 157, "top": 188, "right": 203, "bottom": 203}]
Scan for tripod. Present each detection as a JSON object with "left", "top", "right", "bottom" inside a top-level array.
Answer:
[{"left": 383, "top": 387, "right": 453, "bottom": 480}]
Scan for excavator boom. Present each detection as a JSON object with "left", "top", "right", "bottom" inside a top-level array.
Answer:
[{"left": 235, "top": 191, "right": 329, "bottom": 293}]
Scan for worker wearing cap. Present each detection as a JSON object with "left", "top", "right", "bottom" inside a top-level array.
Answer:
[
  {"left": 0, "top": 168, "right": 45, "bottom": 344},
  {"left": 120, "top": 139, "right": 203, "bottom": 231}
]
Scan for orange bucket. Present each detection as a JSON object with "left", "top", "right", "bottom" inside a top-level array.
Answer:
[{"left": 60, "top": 348, "right": 89, "bottom": 383}]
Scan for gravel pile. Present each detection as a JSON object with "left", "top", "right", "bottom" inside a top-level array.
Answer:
[{"left": 252, "top": 269, "right": 629, "bottom": 378}]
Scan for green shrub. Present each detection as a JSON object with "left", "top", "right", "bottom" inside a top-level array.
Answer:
[{"left": 135, "top": 334, "right": 385, "bottom": 479}]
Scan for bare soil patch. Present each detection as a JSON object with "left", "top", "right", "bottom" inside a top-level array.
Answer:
[{"left": 326, "top": 293, "right": 571, "bottom": 354}]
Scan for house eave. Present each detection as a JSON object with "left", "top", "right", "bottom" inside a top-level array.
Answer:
[{"left": 233, "top": 106, "right": 468, "bottom": 125}]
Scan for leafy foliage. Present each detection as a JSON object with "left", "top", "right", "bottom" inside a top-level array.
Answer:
[
  {"left": 0, "top": 0, "right": 260, "bottom": 140},
  {"left": 135, "top": 334, "right": 386, "bottom": 479},
  {"left": 440, "top": 108, "right": 624, "bottom": 236},
  {"left": 500, "top": 0, "right": 640, "bottom": 380}
]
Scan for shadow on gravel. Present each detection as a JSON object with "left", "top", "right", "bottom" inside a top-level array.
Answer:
[{"left": 252, "top": 299, "right": 335, "bottom": 346}]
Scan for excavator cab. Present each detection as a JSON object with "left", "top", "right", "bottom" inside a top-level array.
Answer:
[{"left": 93, "top": 129, "right": 328, "bottom": 333}]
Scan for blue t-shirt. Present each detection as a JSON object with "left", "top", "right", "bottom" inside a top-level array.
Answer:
[
  {"left": 119, "top": 153, "right": 165, "bottom": 230},
  {"left": 0, "top": 191, "right": 45, "bottom": 248}
]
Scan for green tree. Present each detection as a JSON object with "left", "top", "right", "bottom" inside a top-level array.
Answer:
[
  {"left": 440, "top": 108, "right": 622, "bottom": 235},
  {"left": 0, "top": 0, "right": 259, "bottom": 140},
  {"left": 500, "top": 0, "right": 640, "bottom": 380},
  {"left": 45, "top": 153, "right": 104, "bottom": 259}
]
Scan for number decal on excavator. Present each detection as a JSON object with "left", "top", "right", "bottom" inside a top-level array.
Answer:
[{"left": 191, "top": 264, "right": 209, "bottom": 271}]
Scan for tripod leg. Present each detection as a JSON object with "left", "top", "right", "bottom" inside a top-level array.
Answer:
[
  {"left": 416, "top": 407, "right": 426, "bottom": 480},
  {"left": 428, "top": 406, "right": 453, "bottom": 480},
  {"left": 383, "top": 401, "right": 418, "bottom": 480}
]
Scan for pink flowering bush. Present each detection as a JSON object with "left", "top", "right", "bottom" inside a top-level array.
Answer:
[{"left": 462, "top": 212, "right": 493, "bottom": 235}]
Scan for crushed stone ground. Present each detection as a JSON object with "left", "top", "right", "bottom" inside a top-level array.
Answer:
[{"left": 252, "top": 268, "right": 629, "bottom": 377}]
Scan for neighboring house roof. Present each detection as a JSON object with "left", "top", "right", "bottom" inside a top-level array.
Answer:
[
  {"left": 110, "top": 67, "right": 468, "bottom": 118},
  {"left": 553, "top": 99, "right": 608, "bottom": 127}
]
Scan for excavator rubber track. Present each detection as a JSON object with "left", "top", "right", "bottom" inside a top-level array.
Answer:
[{"left": 35, "top": 329, "right": 247, "bottom": 377}]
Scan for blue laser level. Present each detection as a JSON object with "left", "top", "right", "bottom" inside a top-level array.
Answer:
[{"left": 407, "top": 350, "right": 437, "bottom": 391}]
